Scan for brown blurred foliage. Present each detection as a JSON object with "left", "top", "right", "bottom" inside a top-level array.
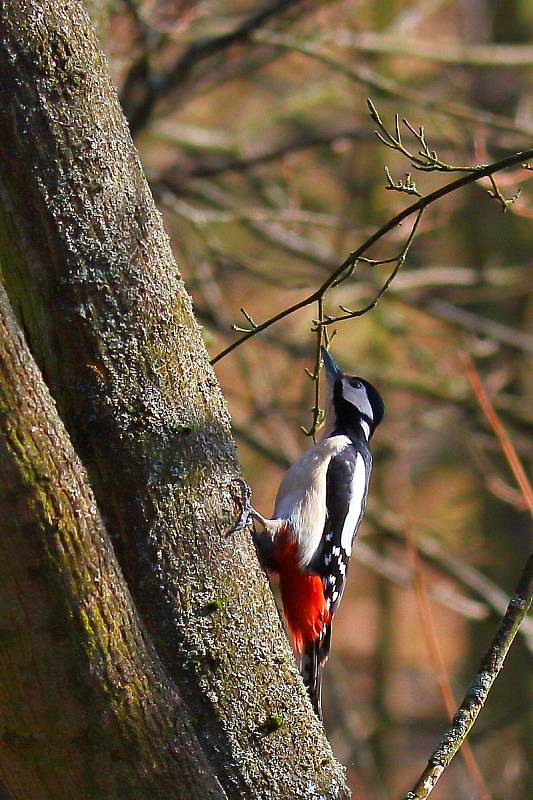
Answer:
[{"left": 105, "top": 1, "right": 532, "bottom": 797}]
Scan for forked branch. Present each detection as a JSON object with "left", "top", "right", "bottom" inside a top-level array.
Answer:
[
  {"left": 211, "top": 146, "right": 533, "bottom": 366},
  {"left": 211, "top": 103, "right": 531, "bottom": 436}
]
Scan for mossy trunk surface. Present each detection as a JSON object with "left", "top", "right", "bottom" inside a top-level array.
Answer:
[
  {"left": 0, "top": 282, "right": 224, "bottom": 800},
  {"left": 0, "top": 1, "right": 347, "bottom": 798}
]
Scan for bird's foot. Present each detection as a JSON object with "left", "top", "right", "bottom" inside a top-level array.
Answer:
[
  {"left": 229, "top": 478, "right": 255, "bottom": 534},
  {"left": 230, "top": 478, "right": 274, "bottom": 532},
  {"left": 228, "top": 480, "right": 277, "bottom": 570}
]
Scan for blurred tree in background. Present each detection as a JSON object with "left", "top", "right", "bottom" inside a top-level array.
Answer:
[{"left": 109, "top": 1, "right": 532, "bottom": 797}]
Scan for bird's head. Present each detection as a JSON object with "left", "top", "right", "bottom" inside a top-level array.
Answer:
[{"left": 321, "top": 346, "right": 384, "bottom": 440}]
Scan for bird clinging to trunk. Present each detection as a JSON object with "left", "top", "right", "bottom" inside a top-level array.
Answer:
[{"left": 235, "top": 347, "right": 384, "bottom": 719}]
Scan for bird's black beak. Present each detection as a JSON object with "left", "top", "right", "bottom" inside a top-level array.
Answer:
[{"left": 321, "top": 347, "right": 343, "bottom": 385}]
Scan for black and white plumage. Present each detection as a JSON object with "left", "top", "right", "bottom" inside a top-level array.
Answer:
[{"left": 240, "top": 347, "right": 384, "bottom": 719}]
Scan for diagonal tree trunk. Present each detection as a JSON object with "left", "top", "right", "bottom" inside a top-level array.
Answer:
[
  {"left": 0, "top": 280, "right": 224, "bottom": 800},
  {"left": 0, "top": 1, "right": 346, "bottom": 798}
]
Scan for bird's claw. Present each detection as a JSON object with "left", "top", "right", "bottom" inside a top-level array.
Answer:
[{"left": 229, "top": 478, "right": 254, "bottom": 534}]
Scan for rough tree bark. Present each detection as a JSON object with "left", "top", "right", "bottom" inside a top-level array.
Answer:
[
  {"left": 0, "top": 281, "right": 225, "bottom": 800},
  {"left": 0, "top": 1, "right": 347, "bottom": 798}
]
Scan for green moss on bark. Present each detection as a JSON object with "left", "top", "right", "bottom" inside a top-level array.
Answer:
[{"left": 0, "top": 282, "right": 226, "bottom": 800}]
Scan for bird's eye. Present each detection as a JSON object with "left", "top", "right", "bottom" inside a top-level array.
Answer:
[{"left": 349, "top": 379, "right": 362, "bottom": 389}]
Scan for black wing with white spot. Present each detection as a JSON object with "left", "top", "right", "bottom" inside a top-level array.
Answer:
[{"left": 311, "top": 442, "right": 371, "bottom": 617}]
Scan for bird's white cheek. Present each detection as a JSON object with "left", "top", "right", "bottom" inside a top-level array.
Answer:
[{"left": 343, "top": 382, "right": 373, "bottom": 419}]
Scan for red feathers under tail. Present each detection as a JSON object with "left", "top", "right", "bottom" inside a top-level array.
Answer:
[{"left": 272, "top": 526, "right": 332, "bottom": 718}]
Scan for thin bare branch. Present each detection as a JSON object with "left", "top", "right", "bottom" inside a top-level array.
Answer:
[
  {"left": 315, "top": 208, "right": 424, "bottom": 327},
  {"left": 210, "top": 147, "right": 533, "bottom": 365},
  {"left": 404, "top": 553, "right": 533, "bottom": 799},
  {"left": 368, "top": 99, "right": 474, "bottom": 173},
  {"left": 404, "top": 517, "right": 492, "bottom": 799}
]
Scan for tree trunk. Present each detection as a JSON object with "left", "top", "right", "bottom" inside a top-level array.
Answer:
[
  {"left": 0, "top": 1, "right": 346, "bottom": 798},
  {"left": 0, "top": 281, "right": 224, "bottom": 800}
]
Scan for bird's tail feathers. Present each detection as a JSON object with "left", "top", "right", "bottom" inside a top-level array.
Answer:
[{"left": 301, "top": 625, "right": 331, "bottom": 720}]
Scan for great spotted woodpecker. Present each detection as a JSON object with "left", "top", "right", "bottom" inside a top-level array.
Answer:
[{"left": 236, "top": 347, "right": 383, "bottom": 719}]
